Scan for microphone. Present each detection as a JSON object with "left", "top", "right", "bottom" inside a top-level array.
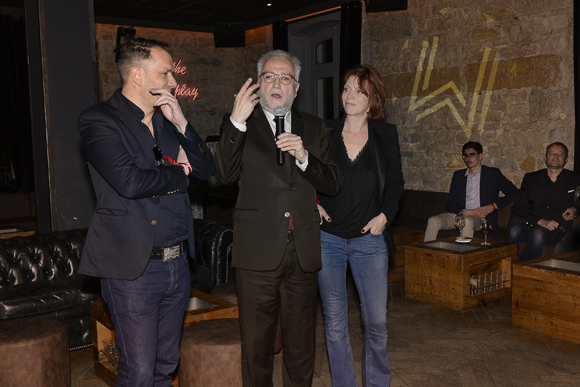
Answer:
[{"left": 274, "top": 106, "right": 285, "bottom": 166}]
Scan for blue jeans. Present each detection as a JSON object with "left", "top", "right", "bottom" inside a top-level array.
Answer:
[
  {"left": 555, "top": 223, "right": 580, "bottom": 253},
  {"left": 506, "top": 216, "right": 559, "bottom": 262},
  {"left": 319, "top": 231, "right": 390, "bottom": 387},
  {"left": 101, "top": 253, "right": 191, "bottom": 387}
]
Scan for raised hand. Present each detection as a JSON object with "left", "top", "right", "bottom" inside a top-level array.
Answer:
[
  {"left": 231, "top": 78, "right": 260, "bottom": 124},
  {"left": 151, "top": 88, "right": 188, "bottom": 133}
]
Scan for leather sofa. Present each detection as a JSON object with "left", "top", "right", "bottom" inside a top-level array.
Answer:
[{"left": 0, "top": 220, "right": 233, "bottom": 350}]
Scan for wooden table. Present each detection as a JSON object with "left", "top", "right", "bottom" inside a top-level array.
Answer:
[
  {"left": 512, "top": 252, "right": 580, "bottom": 344},
  {"left": 390, "top": 228, "right": 424, "bottom": 283},
  {"left": 90, "top": 289, "right": 239, "bottom": 387},
  {"left": 405, "top": 237, "right": 517, "bottom": 311},
  {"left": 0, "top": 226, "right": 34, "bottom": 239}
]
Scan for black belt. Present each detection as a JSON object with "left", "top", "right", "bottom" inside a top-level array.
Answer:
[{"left": 150, "top": 243, "right": 182, "bottom": 262}]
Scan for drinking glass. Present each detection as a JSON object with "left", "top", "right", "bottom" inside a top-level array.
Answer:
[
  {"left": 454, "top": 214, "right": 466, "bottom": 240},
  {"left": 480, "top": 222, "right": 492, "bottom": 246}
]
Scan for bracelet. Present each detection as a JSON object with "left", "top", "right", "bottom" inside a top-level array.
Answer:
[
  {"left": 492, "top": 203, "right": 498, "bottom": 211},
  {"left": 164, "top": 155, "right": 192, "bottom": 175}
]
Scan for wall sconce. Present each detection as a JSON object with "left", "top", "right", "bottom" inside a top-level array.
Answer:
[{"left": 115, "top": 26, "right": 137, "bottom": 62}]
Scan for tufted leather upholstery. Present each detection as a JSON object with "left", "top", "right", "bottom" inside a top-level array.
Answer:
[
  {"left": 0, "top": 229, "right": 101, "bottom": 349},
  {"left": 0, "top": 221, "right": 234, "bottom": 350},
  {"left": 194, "top": 221, "right": 234, "bottom": 286}
]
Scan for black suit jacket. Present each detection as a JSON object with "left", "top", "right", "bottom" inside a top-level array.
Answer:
[
  {"left": 510, "top": 168, "right": 580, "bottom": 231},
  {"left": 78, "top": 89, "right": 215, "bottom": 280},
  {"left": 446, "top": 165, "right": 518, "bottom": 229},
  {"left": 326, "top": 119, "right": 404, "bottom": 256},
  {"left": 215, "top": 108, "right": 341, "bottom": 272}
]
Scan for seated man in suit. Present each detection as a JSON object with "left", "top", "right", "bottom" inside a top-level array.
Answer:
[
  {"left": 507, "top": 142, "right": 580, "bottom": 261},
  {"left": 424, "top": 141, "right": 518, "bottom": 241}
]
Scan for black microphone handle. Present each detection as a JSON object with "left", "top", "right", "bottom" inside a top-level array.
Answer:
[{"left": 275, "top": 116, "right": 285, "bottom": 165}]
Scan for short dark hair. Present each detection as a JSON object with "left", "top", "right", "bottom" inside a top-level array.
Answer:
[
  {"left": 117, "top": 38, "right": 170, "bottom": 83},
  {"left": 339, "top": 64, "right": 387, "bottom": 121},
  {"left": 546, "top": 142, "right": 569, "bottom": 158},
  {"left": 462, "top": 141, "right": 483, "bottom": 155}
]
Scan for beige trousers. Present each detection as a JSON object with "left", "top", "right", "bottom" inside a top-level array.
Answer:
[{"left": 424, "top": 212, "right": 484, "bottom": 241}]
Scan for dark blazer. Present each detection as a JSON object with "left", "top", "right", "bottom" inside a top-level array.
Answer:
[
  {"left": 78, "top": 89, "right": 215, "bottom": 280},
  {"left": 446, "top": 165, "right": 518, "bottom": 229},
  {"left": 326, "top": 118, "right": 404, "bottom": 256},
  {"left": 510, "top": 168, "right": 580, "bottom": 231},
  {"left": 215, "top": 108, "right": 341, "bottom": 272}
]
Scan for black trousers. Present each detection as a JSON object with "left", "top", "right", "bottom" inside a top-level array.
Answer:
[{"left": 235, "top": 234, "right": 319, "bottom": 387}]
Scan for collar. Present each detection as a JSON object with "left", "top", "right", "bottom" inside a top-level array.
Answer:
[
  {"left": 118, "top": 89, "right": 163, "bottom": 124},
  {"left": 465, "top": 166, "right": 482, "bottom": 177},
  {"left": 262, "top": 108, "right": 292, "bottom": 132}
]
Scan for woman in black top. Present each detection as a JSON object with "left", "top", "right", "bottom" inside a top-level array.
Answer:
[{"left": 318, "top": 65, "right": 404, "bottom": 387}]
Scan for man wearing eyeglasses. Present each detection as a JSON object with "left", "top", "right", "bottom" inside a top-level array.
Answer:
[
  {"left": 78, "top": 38, "right": 215, "bottom": 386},
  {"left": 215, "top": 50, "right": 341, "bottom": 386},
  {"left": 506, "top": 142, "right": 580, "bottom": 261},
  {"left": 424, "top": 141, "right": 517, "bottom": 241}
]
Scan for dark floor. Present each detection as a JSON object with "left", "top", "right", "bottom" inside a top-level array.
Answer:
[{"left": 71, "top": 279, "right": 580, "bottom": 387}]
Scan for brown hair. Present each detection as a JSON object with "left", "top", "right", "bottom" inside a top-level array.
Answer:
[
  {"left": 339, "top": 64, "right": 387, "bottom": 121},
  {"left": 117, "top": 38, "right": 170, "bottom": 83}
]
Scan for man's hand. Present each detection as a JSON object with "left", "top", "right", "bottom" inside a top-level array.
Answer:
[
  {"left": 562, "top": 207, "right": 577, "bottom": 221},
  {"left": 362, "top": 213, "right": 388, "bottom": 235},
  {"left": 538, "top": 219, "right": 560, "bottom": 231},
  {"left": 460, "top": 209, "right": 477, "bottom": 216},
  {"left": 276, "top": 133, "right": 308, "bottom": 164},
  {"left": 231, "top": 78, "right": 260, "bottom": 124},
  {"left": 473, "top": 204, "right": 495, "bottom": 218},
  {"left": 151, "top": 88, "right": 188, "bottom": 133},
  {"left": 318, "top": 204, "right": 331, "bottom": 225}
]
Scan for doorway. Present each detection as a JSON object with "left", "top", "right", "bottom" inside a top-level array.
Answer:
[{"left": 289, "top": 11, "right": 341, "bottom": 120}]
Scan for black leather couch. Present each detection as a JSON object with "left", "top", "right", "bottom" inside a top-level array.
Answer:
[{"left": 0, "top": 220, "right": 233, "bottom": 350}]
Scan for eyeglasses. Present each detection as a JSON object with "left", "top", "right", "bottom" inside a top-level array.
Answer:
[
  {"left": 260, "top": 72, "right": 295, "bottom": 85},
  {"left": 462, "top": 153, "right": 479, "bottom": 160}
]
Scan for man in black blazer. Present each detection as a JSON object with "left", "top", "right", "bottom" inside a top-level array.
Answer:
[
  {"left": 216, "top": 50, "right": 341, "bottom": 386},
  {"left": 78, "top": 38, "right": 214, "bottom": 386},
  {"left": 507, "top": 142, "right": 580, "bottom": 261},
  {"left": 424, "top": 141, "right": 517, "bottom": 241}
]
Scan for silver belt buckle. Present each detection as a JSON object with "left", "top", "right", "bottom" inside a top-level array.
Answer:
[{"left": 163, "top": 245, "right": 180, "bottom": 262}]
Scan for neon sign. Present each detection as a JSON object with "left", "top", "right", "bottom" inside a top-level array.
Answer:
[{"left": 172, "top": 59, "right": 199, "bottom": 101}]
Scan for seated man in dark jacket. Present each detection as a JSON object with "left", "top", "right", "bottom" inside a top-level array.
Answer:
[
  {"left": 424, "top": 141, "right": 518, "bottom": 241},
  {"left": 506, "top": 142, "right": 580, "bottom": 262}
]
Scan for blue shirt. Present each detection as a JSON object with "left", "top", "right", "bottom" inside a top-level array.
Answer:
[{"left": 465, "top": 168, "right": 481, "bottom": 210}]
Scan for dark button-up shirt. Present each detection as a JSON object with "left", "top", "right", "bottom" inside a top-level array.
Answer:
[
  {"left": 511, "top": 168, "right": 580, "bottom": 232},
  {"left": 123, "top": 94, "right": 189, "bottom": 248}
]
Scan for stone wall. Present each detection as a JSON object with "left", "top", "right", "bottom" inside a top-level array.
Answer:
[
  {"left": 95, "top": 24, "right": 272, "bottom": 141},
  {"left": 362, "top": 0, "right": 574, "bottom": 191}
]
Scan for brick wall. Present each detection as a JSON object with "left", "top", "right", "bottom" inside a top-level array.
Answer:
[
  {"left": 362, "top": 0, "right": 574, "bottom": 191},
  {"left": 95, "top": 24, "right": 272, "bottom": 142}
]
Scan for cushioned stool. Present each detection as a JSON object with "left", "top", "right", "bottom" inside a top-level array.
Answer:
[
  {"left": 211, "top": 282, "right": 283, "bottom": 354},
  {"left": 179, "top": 318, "right": 241, "bottom": 387},
  {"left": 0, "top": 318, "right": 70, "bottom": 387}
]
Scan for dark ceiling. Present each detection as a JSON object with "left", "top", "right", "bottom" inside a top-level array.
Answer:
[
  {"left": 0, "top": 0, "right": 348, "bottom": 32},
  {"left": 94, "top": 0, "right": 347, "bottom": 32}
]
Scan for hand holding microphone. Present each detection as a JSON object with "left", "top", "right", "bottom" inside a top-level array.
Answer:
[{"left": 274, "top": 106, "right": 285, "bottom": 165}]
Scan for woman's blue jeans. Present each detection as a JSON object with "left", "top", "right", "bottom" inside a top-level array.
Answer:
[{"left": 319, "top": 231, "right": 391, "bottom": 387}]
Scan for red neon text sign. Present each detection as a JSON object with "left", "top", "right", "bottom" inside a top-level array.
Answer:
[{"left": 172, "top": 59, "right": 199, "bottom": 101}]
